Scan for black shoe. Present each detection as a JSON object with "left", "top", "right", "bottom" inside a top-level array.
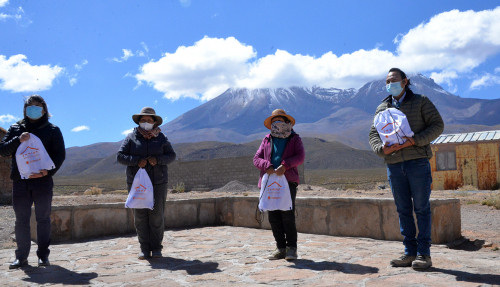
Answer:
[
  {"left": 9, "top": 259, "right": 28, "bottom": 269},
  {"left": 151, "top": 250, "right": 162, "bottom": 258},
  {"left": 38, "top": 258, "right": 50, "bottom": 267}
]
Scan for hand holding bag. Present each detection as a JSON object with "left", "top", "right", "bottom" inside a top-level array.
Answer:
[
  {"left": 125, "top": 168, "right": 154, "bottom": 209},
  {"left": 374, "top": 108, "right": 414, "bottom": 146},
  {"left": 15, "top": 133, "right": 55, "bottom": 179},
  {"left": 258, "top": 173, "right": 293, "bottom": 211}
]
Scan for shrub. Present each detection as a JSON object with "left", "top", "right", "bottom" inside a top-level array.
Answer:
[
  {"left": 83, "top": 186, "right": 103, "bottom": 195},
  {"left": 481, "top": 192, "right": 500, "bottom": 210},
  {"left": 172, "top": 182, "right": 185, "bottom": 193}
]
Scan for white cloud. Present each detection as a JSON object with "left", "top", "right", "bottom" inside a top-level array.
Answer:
[
  {"left": 0, "top": 0, "right": 9, "bottom": 8},
  {"left": 71, "top": 125, "right": 90, "bottom": 132},
  {"left": 69, "top": 77, "right": 77, "bottom": 86},
  {"left": 470, "top": 73, "right": 500, "bottom": 90},
  {"left": 0, "top": 54, "right": 63, "bottom": 92},
  {"left": 112, "top": 49, "right": 134, "bottom": 62},
  {"left": 74, "top": 59, "right": 88, "bottom": 71},
  {"left": 0, "top": 114, "right": 18, "bottom": 124},
  {"left": 0, "top": 5, "right": 26, "bottom": 23},
  {"left": 495, "top": 67, "right": 500, "bottom": 74},
  {"left": 136, "top": 7, "right": 500, "bottom": 101},
  {"left": 136, "top": 36, "right": 256, "bottom": 100},
  {"left": 122, "top": 128, "right": 134, "bottom": 135}
]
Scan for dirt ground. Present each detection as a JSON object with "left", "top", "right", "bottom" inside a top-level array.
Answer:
[{"left": 1, "top": 183, "right": 499, "bottom": 252}]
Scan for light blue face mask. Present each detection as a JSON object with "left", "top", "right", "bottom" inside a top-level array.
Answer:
[
  {"left": 26, "top": 105, "right": 44, "bottom": 120},
  {"left": 386, "top": 81, "right": 404, "bottom": 96}
]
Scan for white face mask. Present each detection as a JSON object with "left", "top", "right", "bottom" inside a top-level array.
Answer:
[{"left": 140, "top": 122, "right": 154, "bottom": 131}]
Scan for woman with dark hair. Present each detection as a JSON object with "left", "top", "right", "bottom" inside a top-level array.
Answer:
[
  {"left": 117, "top": 107, "right": 176, "bottom": 259},
  {"left": 0, "top": 95, "right": 65, "bottom": 269},
  {"left": 253, "top": 109, "right": 305, "bottom": 261}
]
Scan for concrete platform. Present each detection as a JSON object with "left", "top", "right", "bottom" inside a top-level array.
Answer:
[{"left": 2, "top": 226, "right": 499, "bottom": 286}]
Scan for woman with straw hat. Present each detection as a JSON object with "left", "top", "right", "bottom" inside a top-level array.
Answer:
[
  {"left": 253, "top": 109, "right": 305, "bottom": 261},
  {"left": 117, "top": 107, "right": 176, "bottom": 259}
]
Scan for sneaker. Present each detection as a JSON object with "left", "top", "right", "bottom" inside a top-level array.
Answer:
[
  {"left": 285, "top": 247, "right": 298, "bottom": 261},
  {"left": 390, "top": 254, "right": 416, "bottom": 267},
  {"left": 412, "top": 255, "right": 432, "bottom": 270},
  {"left": 268, "top": 248, "right": 286, "bottom": 260},
  {"left": 151, "top": 250, "right": 162, "bottom": 258}
]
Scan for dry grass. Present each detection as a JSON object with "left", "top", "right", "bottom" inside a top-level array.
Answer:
[
  {"left": 171, "top": 182, "right": 186, "bottom": 193},
  {"left": 83, "top": 186, "right": 103, "bottom": 195},
  {"left": 481, "top": 192, "right": 500, "bottom": 210},
  {"left": 305, "top": 168, "right": 387, "bottom": 190}
]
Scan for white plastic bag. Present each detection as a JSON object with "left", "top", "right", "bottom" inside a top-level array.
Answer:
[
  {"left": 258, "top": 173, "right": 292, "bottom": 211},
  {"left": 15, "top": 133, "right": 55, "bottom": 179},
  {"left": 374, "top": 108, "right": 414, "bottom": 146},
  {"left": 125, "top": 168, "right": 154, "bottom": 209}
]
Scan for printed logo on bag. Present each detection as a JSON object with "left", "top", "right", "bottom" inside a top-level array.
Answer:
[
  {"left": 19, "top": 146, "right": 40, "bottom": 165},
  {"left": 133, "top": 184, "right": 148, "bottom": 200},
  {"left": 380, "top": 122, "right": 394, "bottom": 136},
  {"left": 266, "top": 181, "right": 283, "bottom": 199}
]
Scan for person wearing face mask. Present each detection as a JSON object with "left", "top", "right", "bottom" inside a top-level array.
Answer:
[
  {"left": 369, "top": 68, "right": 444, "bottom": 270},
  {"left": 0, "top": 95, "right": 65, "bottom": 269},
  {"left": 253, "top": 109, "right": 305, "bottom": 261},
  {"left": 117, "top": 107, "right": 176, "bottom": 259}
]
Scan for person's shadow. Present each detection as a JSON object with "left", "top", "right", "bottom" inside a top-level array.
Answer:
[
  {"left": 22, "top": 264, "right": 98, "bottom": 285},
  {"left": 288, "top": 259, "right": 379, "bottom": 274},
  {"left": 148, "top": 256, "right": 221, "bottom": 275},
  {"left": 430, "top": 267, "right": 500, "bottom": 285}
]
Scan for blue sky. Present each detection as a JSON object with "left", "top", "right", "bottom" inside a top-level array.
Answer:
[{"left": 1, "top": 0, "right": 500, "bottom": 147}]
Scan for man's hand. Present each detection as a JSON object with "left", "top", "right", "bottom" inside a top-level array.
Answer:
[
  {"left": 382, "top": 137, "right": 415, "bottom": 155},
  {"left": 138, "top": 158, "right": 147, "bottom": 168},
  {"left": 19, "top": 132, "right": 30, "bottom": 143}
]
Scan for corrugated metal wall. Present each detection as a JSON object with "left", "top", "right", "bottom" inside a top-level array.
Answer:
[{"left": 431, "top": 141, "right": 500, "bottom": 190}]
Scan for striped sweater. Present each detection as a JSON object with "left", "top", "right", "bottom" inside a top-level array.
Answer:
[{"left": 368, "top": 89, "right": 444, "bottom": 164}]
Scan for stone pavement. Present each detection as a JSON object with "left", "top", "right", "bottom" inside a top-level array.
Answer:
[{"left": 0, "top": 226, "right": 499, "bottom": 286}]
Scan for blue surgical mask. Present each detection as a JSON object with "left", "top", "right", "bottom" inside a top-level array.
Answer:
[
  {"left": 386, "top": 81, "right": 404, "bottom": 97},
  {"left": 26, "top": 105, "right": 44, "bottom": 120}
]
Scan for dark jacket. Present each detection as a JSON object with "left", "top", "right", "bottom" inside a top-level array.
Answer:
[
  {"left": 369, "top": 90, "right": 444, "bottom": 164},
  {"left": 117, "top": 128, "right": 176, "bottom": 185},
  {"left": 253, "top": 132, "right": 305, "bottom": 188},
  {"left": 0, "top": 115, "right": 66, "bottom": 181}
]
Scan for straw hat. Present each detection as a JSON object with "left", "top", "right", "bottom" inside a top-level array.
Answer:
[
  {"left": 132, "top": 107, "right": 163, "bottom": 126},
  {"left": 264, "top": 109, "right": 295, "bottom": 129}
]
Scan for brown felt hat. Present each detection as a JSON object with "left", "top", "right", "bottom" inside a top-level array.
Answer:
[
  {"left": 132, "top": 107, "right": 163, "bottom": 126},
  {"left": 264, "top": 109, "right": 295, "bottom": 129}
]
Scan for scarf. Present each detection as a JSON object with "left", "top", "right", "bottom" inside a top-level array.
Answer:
[
  {"left": 270, "top": 121, "right": 292, "bottom": 139},
  {"left": 137, "top": 126, "right": 161, "bottom": 140}
]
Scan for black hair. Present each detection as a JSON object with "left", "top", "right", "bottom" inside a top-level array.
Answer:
[
  {"left": 23, "top": 94, "right": 50, "bottom": 118},
  {"left": 388, "top": 68, "right": 412, "bottom": 91}
]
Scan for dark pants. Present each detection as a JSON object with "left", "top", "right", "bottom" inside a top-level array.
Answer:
[
  {"left": 387, "top": 158, "right": 432, "bottom": 256},
  {"left": 268, "top": 182, "right": 298, "bottom": 249},
  {"left": 12, "top": 177, "right": 53, "bottom": 261},
  {"left": 128, "top": 183, "right": 167, "bottom": 253}
]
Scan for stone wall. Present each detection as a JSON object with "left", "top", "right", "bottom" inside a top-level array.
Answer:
[
  {"left": 0, "top": 127, "right": 12, "bottom": 203},
  {"left": 32, "top": 196, "right": 461, "bottom": 244},
  {"left": 168, "top": 156, "right": 305, "bottom": 191}
]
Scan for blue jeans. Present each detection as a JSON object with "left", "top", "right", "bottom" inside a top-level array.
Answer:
[
  {"left": 387, "top": 158, "right": 432, "bottom": 256},
  {"left": 12, "top": 177, "right": 54, "bottom": 260}
]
